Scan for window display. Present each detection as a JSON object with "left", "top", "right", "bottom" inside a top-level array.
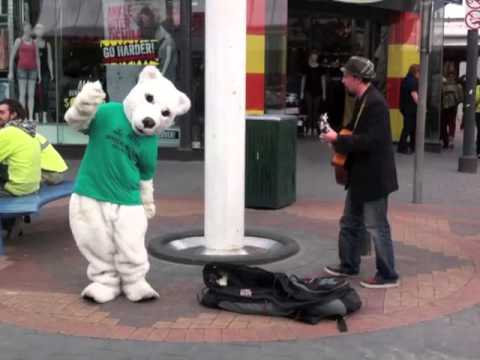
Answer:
[
  {"left": 8, "top": 22, "right": 41, "bottom": 121},
  {"left": 25, "top": 0, "right": 181, "bottom": 142},
  {"left": 102, "top": 0, "right": 178, "bottom": 101}
]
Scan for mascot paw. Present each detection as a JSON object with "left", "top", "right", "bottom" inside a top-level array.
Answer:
[
  {"left": 123, "top": 279, "right": 159, "bottom": 302},
  {"left": 75, "top": 81, "right": 106, "bottom": 115},
  {"left": 143, "top": 203, "right": 156, "bottom": 219},
  {"left": 81, "top": 282, "right": 121, "bottom": 303}
]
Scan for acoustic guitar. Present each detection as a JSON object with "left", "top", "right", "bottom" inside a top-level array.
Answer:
[
  {"left": 320, "top": 96, "right": 367, "bottom": 186},
  {"left": 319, "top": 113, "right": 351, "bottom": 186},
  {"left": 330, "top": 129, "right": 352, "bottom": 186}
]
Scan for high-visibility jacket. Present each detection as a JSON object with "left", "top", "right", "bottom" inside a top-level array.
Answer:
[
  {"left": 0, "top": 126, "right": 41, "bottom": 195},
  {"left": 476, "top": 85, "right": 480, "bottom": 113},
  {"left": 35, "top": 133, "right": 68, "bottom": 173}
]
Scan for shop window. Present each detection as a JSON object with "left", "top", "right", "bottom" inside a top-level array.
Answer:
[
  {"left": 18, "top": 0, "right": 182, "bottom": 145},
  {"left": 265, "top": 0, "right": 287, "bottom": 111}
]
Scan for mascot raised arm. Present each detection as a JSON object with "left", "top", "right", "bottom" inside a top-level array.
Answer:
[{"left": 65, "top": 66, "right": 190, "bottom": 303}]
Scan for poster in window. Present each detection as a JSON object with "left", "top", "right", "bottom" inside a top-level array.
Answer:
[{"left": 102, "top": 0, "right": 167, "bottom": 40}]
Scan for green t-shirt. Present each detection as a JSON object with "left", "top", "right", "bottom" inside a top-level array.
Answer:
[
  {"left": 0, "top": 126, "right": 41, "bottom": 195},
  {"left": 74, "top": 102, "right": 158, "bottom": 205}
]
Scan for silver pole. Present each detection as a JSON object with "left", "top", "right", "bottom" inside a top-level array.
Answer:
[
  {"left": 413, "top": 0, "right": 432, "bottom": 204},
  {"left": 458, "top": 29, "right": 479, "bottom": 173}
]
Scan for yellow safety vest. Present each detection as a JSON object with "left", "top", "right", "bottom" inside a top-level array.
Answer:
[
  {"left": 35, "top": 133, "right": 68, "bottom": 173},
  {"left": 0, "top": 126, "right": 41, "bottom": 195},
  {"left": 476, "top": 85, "right": 480, "bottom": 113}
]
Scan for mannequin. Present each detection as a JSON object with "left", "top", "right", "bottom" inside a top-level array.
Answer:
[
  {"left": 300, "top": 50, "right": 326, "bottom": 136},
  {"left": 33, "top": 23, "right": 54, "bottom": 124},
  {"left": 156, "top": 25, "right": 177, "bottom": 82},
  {"left": 8, "top": 23, "right": 41, "bottom": 120},
  {"left": 135, "top": 7, "right": 176, "bottom": 82}
]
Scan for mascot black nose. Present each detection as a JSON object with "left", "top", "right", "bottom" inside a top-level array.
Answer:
[{"left": 142, "top": 117, "right": 155, "bottom": 129}]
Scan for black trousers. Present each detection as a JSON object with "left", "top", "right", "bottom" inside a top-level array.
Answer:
[
  {"left": 476, "top": 113, "right": 480, "bottom": 156},
  {"left": 305, "top": 92, "right": 322, "bottom": 133},
  {"left": 398, "top": 114, "right": 416, "bottom": 152}
]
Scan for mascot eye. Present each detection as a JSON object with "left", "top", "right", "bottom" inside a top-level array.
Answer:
[
  {"left": 145, "top": 94, "right": 154, "bottom": 103},
  {"left": 161, "top": 109, "right": 171, "bottom": 117}
]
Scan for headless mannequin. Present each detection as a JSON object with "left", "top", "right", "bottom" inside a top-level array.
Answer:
[
  {"left": 33, "top": 23, "right": 54, "bottom": 124},
  {"left": 156, "top": 25, "right": 177, "bottom": 82},
  {"left": 8, "top": 23, "right": 41, "bottom": 120},
  {"left": 300, "top": 51, "right": 326, "bottom": 136}
]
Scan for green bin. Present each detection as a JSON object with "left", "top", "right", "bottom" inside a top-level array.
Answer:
[{"left": 245, "top": 115, "right": 297, "bottom": 209}]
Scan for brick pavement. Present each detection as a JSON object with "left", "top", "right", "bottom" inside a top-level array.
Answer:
[{"left": 0, "top": 192, "right": 479, "bottom": 343}]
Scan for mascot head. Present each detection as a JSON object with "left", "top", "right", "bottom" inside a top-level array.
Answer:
[{"left": 123, "top": 66, "right": 191, "bottom": 136}]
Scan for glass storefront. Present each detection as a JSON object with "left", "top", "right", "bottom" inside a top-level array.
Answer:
[
  {"left": 286, "top": 2, "right": 391, "bottom": 130},
  {"left": 1, "top": 0, "right": 425, "bottom": 148},
  {"left": 4, "top": 0, "right": 289, "bottom": 148},
  {"left": 5, "top": 0, "right": 184, "bottom": 146}
]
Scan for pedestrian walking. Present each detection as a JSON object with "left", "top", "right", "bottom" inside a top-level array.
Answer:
[
  {"left": 441, "top": 72, "right": 463, "bottom": 149},
  {"left": 398, "top": 64, "right": 420, "bottom": 154}
]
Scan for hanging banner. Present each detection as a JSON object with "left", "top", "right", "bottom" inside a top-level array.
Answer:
[{"left": 100, "top": 39, "right": 159, "bottom": 65}]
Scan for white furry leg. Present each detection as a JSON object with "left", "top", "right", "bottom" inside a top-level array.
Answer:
[
  {"left": 69, "top": 194, "right": 121, "bottom": 303},
  {"left": 81, "top": 283, "right": 121, "bottom": 303},
  {"left": 112, "top": 205, "right": 159, "bottom": 302},
  {"left": 123, "top": 278, "right": 159, "bottom": 302}
]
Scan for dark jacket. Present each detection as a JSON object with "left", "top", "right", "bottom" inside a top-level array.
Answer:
[
  {"left": 399, "top": 73, "right": 418, "bottom": 117},
  {"left": 333, "top": 85, "right": 398, "bottom": 203}
]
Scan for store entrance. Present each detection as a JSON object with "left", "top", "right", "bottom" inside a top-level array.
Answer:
[{"left": 286, "top": 2, "right": 389, "bottom": 135}]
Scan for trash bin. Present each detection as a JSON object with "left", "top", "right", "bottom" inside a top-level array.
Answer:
[{"left": 245, "top": 115, "right": 297, "bottom": 209}]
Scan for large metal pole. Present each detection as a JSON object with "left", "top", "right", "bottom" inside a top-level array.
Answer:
[
  {"left": 204, "top": 1, "right": 247, "bottom": 251},
  {"left": 179, "top": 0, "right": 192, "bottom": 150},
  {"left": 413, "top": 0, "right": 432, "bottom": 204},
  {"left": 458, "top": 29, "right": 478, "bottom": 173}
]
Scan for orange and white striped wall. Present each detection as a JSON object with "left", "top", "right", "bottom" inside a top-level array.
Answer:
[
  {"left": 386, "top": 12, "right": 421, "bottom": 141},
  {"left": 246, "top": 0, "right": 266, "bottom": 115}
]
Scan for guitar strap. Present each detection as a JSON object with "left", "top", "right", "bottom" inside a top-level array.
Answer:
[{"left": 352, "top": 96, "right": 367, "bottom": 132}]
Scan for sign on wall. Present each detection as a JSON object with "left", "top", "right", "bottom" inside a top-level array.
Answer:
[
  {"left": 158, "top": 127, "right": 180, "bottom": 147},
  {"left": 100, "top": 39, "right": 159, "bottom": 65}
]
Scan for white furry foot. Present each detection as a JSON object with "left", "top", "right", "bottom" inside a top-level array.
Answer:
[
  {"left": 123, "top": 279, "right": 159, "bottom": 302},
  {"left": 81, "top": 283, "right": 121, "bottom": 303}
]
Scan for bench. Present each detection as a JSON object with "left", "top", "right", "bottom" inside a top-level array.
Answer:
[{"left": 0, "top": 181, "right": 74, "bottom": 255}]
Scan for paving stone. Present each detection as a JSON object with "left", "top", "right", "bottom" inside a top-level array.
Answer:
[{"left": 1, "top": 141, "right": 480, "bottom": 357}]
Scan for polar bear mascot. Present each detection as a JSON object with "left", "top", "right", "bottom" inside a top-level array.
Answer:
[{"left": 65, "top": 66, "right": 190, "bottom": 303}]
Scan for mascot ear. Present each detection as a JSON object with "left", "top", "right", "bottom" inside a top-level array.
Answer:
[
  {"left": 176, "top": 91, "right": 191, "bottom": 115},
  {"left": 138, "top": 66, "right": 163, "bottom": 83}
]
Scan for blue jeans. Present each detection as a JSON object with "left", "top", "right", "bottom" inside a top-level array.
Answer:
[{"left": 338, "top": 190, "right": 399, "bottom": 281}]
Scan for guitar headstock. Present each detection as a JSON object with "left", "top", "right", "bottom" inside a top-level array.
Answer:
[{"left": 318, "top": 113, "right": 331, "bottom": 134}]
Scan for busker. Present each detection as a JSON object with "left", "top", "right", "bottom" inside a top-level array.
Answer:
[{"left": 320, "top": 56, "right": 400, "bottom": 289}]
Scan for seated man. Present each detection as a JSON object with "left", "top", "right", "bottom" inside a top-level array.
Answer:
[
  {"left": 0, "top": 99, "right": 41, "bottom": 197},
  {"left": 0, "top": 99, "right": 68, "bottom": 186},
  {"left": 0, "top": 99, "right": 41, "bottom": 239},
  {"left": 36, "top": 132, "right": 68, "bottom": 185}
]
